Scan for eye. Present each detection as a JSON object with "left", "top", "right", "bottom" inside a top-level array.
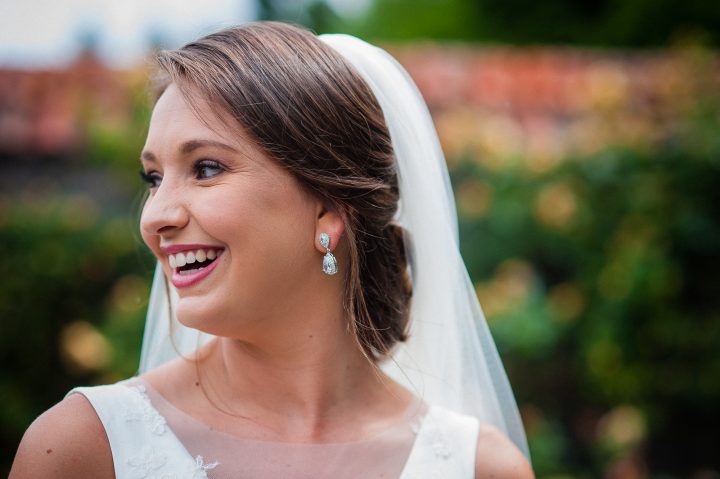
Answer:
[
  {"left": 194, "top": 159, "right": 225, "bottom": 180},
  {"left": 139, "top": 169, "right": 162, "bottom": 189}
]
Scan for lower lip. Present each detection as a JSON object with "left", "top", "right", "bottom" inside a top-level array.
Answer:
[{"left": 171, "top": 252, "right": 223, "bottom": 289}]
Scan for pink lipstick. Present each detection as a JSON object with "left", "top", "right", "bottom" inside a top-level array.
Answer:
[{"left": 161, "top": 244, "right": 225, "bottom": 288}]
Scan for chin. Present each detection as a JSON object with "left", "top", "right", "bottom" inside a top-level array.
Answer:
[
  {"left": 173, "top": 297, "right": 243, "bottom": 339},
  {"left": 174, "top": 297, "right": 220, "bottom": 332}
]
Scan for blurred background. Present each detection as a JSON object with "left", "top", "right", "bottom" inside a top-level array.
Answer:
[{"left": 1, "top": 0, "right": 719, "bottom": 477}]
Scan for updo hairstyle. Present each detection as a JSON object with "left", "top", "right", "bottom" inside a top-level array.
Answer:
[{"left": 153, "top": 22, "right": 412, "bottom": 362}]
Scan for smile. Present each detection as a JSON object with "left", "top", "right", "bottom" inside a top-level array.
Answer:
[{"left": 164, "top": 246, "right": 225, "bottom": 288}]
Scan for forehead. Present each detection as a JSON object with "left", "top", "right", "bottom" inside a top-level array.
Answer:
[{"left": 144, "top": 83, "right": 244, "bottom": 152}]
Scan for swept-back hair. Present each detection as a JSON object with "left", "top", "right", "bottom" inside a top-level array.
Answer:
[{"left": 153, "top": 22, "right": 412, "bottom": 361}]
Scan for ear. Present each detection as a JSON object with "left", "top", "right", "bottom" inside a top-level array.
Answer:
[{"left": 315, "top": 201, "right": 346, "bottom": 253}]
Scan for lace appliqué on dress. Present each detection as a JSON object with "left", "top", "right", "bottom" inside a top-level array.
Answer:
[
  {"left": 185, "top": 456, "right": 220, "bottom": 479},
  {"left": 151, "top": 456, "right": 219, "bottom": 479},
  {"left": 124, "top": 383, "right": 220, "bottom": 479},
  {"left": 401, "top": 413, "right": 452, "bottom": 479},
  {"left": 429, "top": 426, "right": 452, "bottom": 460},
  {"left": 127, "top": 446, "right": 167, "bottom": 479},
  {"left": 124, "top": 384, "right": 168, "bottom": 435}
]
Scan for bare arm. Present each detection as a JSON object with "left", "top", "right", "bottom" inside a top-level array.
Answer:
[
  {"left": 9, "top": 393, "right": 115, "bottom": 479},
  {"left": 475, "top": 424, "right": 535, "bottom": 479}
]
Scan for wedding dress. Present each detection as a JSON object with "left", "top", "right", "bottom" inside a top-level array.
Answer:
[{"left": 66, "top": 378, "right": 480, "bottom": 478}]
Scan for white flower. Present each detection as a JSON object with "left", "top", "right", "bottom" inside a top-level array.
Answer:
[{"left": 127, "top": 446, "right": 167, "bottom": 479}]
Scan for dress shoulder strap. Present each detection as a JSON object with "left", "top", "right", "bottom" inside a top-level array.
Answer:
[
  {"left": 400, "top": 405, "right": 479, "bottom": 479},
  {"left": 66, "top": 379, "right": 219, "bottom": 479}
]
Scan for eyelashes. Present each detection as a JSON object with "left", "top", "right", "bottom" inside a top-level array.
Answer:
[
  {"left": 193, "top": 159, "right": 225, "bottom": 179},
  {"left": 139, "top": 159, "right": 227, "bottom": 189},
  {"left": 139, "top": 169, "right": 161, "bottom": 188}
]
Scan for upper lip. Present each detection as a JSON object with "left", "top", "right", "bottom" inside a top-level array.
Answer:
[{"left": 159, "top": 244, "right": 224, "bottom": 254}]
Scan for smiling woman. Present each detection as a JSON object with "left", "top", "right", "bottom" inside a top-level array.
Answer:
[
  {"left": 138, "top": 84, "right": 331, "bottom": 337},
  {"left": 10, "top": 22, "right": 533, "bottom": 479}
]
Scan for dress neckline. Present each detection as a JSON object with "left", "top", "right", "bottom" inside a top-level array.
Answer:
[
  {"left": 118, "top": 378, "right": 440, "bottom": 479},
  {"left": 132, "top": 376, "right": 429, "bottom": 446}
]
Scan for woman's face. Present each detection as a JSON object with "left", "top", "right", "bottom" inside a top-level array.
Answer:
[{"left": 140, "top": 84, "right": 323, "bottom": 336}]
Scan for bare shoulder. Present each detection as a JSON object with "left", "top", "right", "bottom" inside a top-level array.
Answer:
[
  {"left": 9, "top": 392, "right": 114, "bottom": 479},
  {"left": 474, "top": 423, "right": 534, "bottom": 479}
]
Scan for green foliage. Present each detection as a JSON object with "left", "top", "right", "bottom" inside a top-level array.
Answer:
[
  {"left": 273, "top": 0, "right": 720, "bottom": 47},
  {"left": 0, "top": 191, "right": 152, "bottom": 459},
  {"left": 0, "top": 74, "right": 153, "bottom": 472},
  {"left": 451, "top": 106, "right": 720, "bottom": 475}
]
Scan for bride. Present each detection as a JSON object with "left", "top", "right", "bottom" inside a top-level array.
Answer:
[{"left": 11, "top": 22, "right": 533, "bottom": 478}]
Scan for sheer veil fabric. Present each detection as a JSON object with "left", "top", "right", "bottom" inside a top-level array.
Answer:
[{"left": 138, "top": 33, "right": 530, "bottom": 460}]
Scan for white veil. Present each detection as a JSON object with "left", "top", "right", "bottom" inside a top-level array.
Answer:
[{"left": 138, "top": 33, "right": 530, "bottom": 460}]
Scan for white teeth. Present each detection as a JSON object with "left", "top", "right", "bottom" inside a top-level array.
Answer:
[
  {"left": 175, "top": 252, "right": 187, "bottom": 267},
  {"left": 167, "top": 248, "right": 222, "bottom": 270},
  {"left": 179, "top": 268, "right": 201, "bottom": 276}
]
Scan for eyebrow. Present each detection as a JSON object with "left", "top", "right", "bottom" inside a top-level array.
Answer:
[
  {"left": 141, "top": 139, "right": 240, "bottom": 163},
  {"left": 181, "top": 139, "right": 239, "bottom": 155}
]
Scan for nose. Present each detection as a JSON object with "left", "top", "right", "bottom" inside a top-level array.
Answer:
[{"left": 140, "top": 181, "right": 189, "bottom": 237}]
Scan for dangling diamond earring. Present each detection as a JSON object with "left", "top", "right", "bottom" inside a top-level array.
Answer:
[{"left": 319, "top": 232, "right": 338, "bottom": 275}]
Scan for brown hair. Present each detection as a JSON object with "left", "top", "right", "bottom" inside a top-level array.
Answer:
[{"left": 153, "top": 22, "right": 412, "bottom": 362}]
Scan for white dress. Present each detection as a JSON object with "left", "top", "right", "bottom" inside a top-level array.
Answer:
[{"left": 66, "top": 378, "right": 480, "bottom": 479}]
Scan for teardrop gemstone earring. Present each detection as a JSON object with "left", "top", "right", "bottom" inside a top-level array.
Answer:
[{"left": 319, "top": 232, "right": 338, "bottom": 275}]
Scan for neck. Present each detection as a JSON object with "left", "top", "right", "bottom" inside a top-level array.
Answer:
[{"left": 193, "top": 313, "right": 403, "bottom": 441}]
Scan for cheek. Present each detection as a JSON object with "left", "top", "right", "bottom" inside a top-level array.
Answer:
[
  {"left": 257, "top": 182, "right": 313, "bottom": 243},
  {"left": 261, "top": 188, "right": 317, "bottom": 274},
  {"left": 215, "top": 181, "right": 314, "bottom": 272},
  {"left": 198, "top": 178, "right": 304, "bottom": 238}
]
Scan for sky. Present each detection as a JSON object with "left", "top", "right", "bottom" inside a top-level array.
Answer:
[{"left": 0, "top": 0, "right": 257, "bottom": 68}]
